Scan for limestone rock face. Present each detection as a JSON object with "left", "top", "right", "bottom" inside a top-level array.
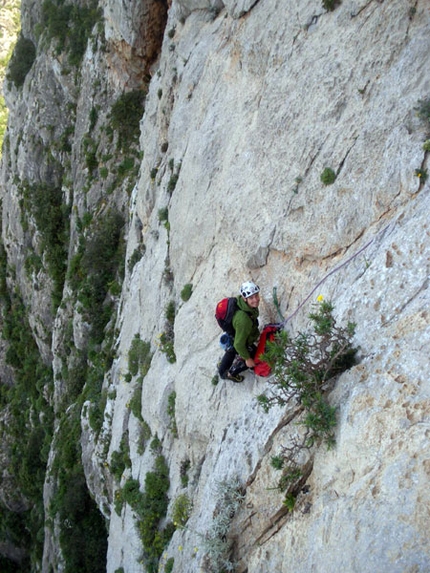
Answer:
[
  {"left": 0, "top": 0, "right": 429, "bottom": 571},
  {"left": 104, "top": 0, "right": 168, "bottom": 87},
  {"left": 107, "top": 1, "right": 430, "bottom": 570}
]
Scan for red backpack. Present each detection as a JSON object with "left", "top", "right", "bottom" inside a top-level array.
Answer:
[
  {"left": 215, "top": 297, "right": 238, "bottom": 336},
  {"left": 254, "top": 324, "right": 282, "bottom": 377}
]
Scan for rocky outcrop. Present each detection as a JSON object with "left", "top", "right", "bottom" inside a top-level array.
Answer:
[{"left": 0, "top": 0, "right": 429, "bottom": 572}]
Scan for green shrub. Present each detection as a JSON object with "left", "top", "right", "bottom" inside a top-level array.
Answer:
[
  {"left": 257, "top": 299, "right": 356, "bottom": 497},
  {"left": 283, "top": 492, "right": 296, "bottom": 511},
  {"left": 58, "top": 125, "right": 74, "bottom": 153},
  {"left": 165, "top": 300, "right": 176, "bottom": 325},
  {"left": 167, "top": 391, "right": 178, "bottom": 438},
  {"left": 109, "top": 90, "right": 146, "bottom": 151},
  {"left": 172, "top": 493, "right": 192, "bottom": 528},
  {"left": 423, "top": 140, "right": 430, "bottom": 152},
  {"left": 415, "top": 168, "right": 428, "bottom": 182},
  {"left": 277, "top": 468, "right": 303, "bottom": 492},
  {"left": 270, "top": 455, "right": 285, "bottom": 470},
  {"left": 167, "top": 173, "right": 179, "bottom": 194},
  {"left": 163, "top": 256, "right": 174, "bottom": 286},
  {"left": 81, "top": 350, "right": 107, "bottom": 405},
  {"left": 108, "top": 279, "right": 121, "bottom": 296},
  {"left": 89, "top": 106, "right": 98, "bottom": 131},
  {"left": 292, "top": 176, "right": 303, "bottom": 194},
  {"left": 87, "top": 389, "right": 107, "bottom": 435},
  {"left": 7, "top": 34, "right": 36, "bottom": 87},
  {"left": 117, "top": 156, "right": 135, "bottom": 176},
  {"left": 416, "top": 97, "right": 430, "bottom": 123},
  {"left": 0, "top": 293, "right": 54, "bottom": 566},
  {"left": 165, "top": 558, "right": 174, "bottom": 573},
  {"left": 322, "top": 0, "right": 340, "bottom": 10},
  {"left": 257, "top": 299, "right": 355, "bottom": 425},
  {"left": 0, "top": 513, "right": 31, "bottom": 570},
  {"left": 85, "top": 149, "right": 98, "bottom": 173},
  {"left": 302, "top": 395, "right": 337, "bottom": 447},
  {"left": 141, "top": 419, "right": 152, "bottom": 441},
  {"left": 122, "top": 478, "right": 143, "bottom": 508},
  {"left": 158, "top": 208, "right": 170, "bottom": 233},
  {"left": 320, "top": 167, "right": 337, "bottom": 185},
  {"left": 72, "top": 208, "right": 124, "bottom": 343},
  {"left": 50, "top": 410, "right": 108, "bottom": 573},
  {"left": 150, "top": 435, "right": 162, "bottom": 454},
  {"left": 150, "top": 167, "right": 158, "bottom": 179},
  {"left": 180, "top": 283, "right": 193, "bottom": 302},
  {"left": 127, "top": 245, "right": 146, "bottom": 273},
  {"left": 167, "top": 159, "right": 181, "bottom": 194},
  {"left": 180, "top": 459, "right": 191, "bottom": 488},
  {"left": 24, "top": 250, "right": 43, "bottom": 278},
  {"left": 118, "top": 455, "right": 172, "bottom": 567},
  {"left": 158, "top": 331, "right": 176, "bottom": 363},
  {"left": 110, "top": 433, "right": 131, "bottom": 481},
  {"left": 128, "top": 334, "right": 153, "bottom": 377},
  {"left": 158, "top": 207, "right": 168, "bottom": 222},
  {"left": 137, "top": 419, "right": 152, "bottom": 454},
  {"left": 41, "top": 0, "right": 102, "bottom": 67},
  {"left": 129, "top": 385, "right": 143, "bottom": 421},
  {"left": 158, "top": 301, "right": 176, "bottom": 363},
  {"left": 20, "top": 180, "right": 70, "bottom": 309}
]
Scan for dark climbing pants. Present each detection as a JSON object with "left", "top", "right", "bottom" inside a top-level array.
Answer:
[{"left": 218, "top": 345, "right": 256, "bottom": 379}]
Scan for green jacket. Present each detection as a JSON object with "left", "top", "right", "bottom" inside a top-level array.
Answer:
[{"left": 232, "top": 296, "right": 260, "bottom": 360}]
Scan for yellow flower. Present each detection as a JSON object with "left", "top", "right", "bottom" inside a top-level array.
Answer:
[
  {"left": 317, "top": 294, "right": 324, "bottom": 302},
  {"left": 178, "top": 545, "right": 183, "bottom": 552}
]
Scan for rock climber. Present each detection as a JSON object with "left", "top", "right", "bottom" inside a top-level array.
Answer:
[{"left": 218, "top": 281, "right": 261, "bottom": 382}]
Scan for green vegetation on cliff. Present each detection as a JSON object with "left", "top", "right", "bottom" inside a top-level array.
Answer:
[
  {"left": 0, "top": 0, "right": 21, "bottom": 155},
  {"left": 40, "top": 0, "right": 102, "bottom": 67},
  {"left": 0, "top": 0, "right": 149, "bottom": 568},
  {"left": 0, "top": 248, "right": 54, "bottom": 569}
]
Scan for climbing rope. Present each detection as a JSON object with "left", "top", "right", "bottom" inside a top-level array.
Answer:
[{"left": 272, "top": 223, "right": 391, "bottom": 329}]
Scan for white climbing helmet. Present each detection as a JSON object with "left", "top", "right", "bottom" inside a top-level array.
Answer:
[{"left": 240, "top": 281, "right": 260, "bottom": 298}]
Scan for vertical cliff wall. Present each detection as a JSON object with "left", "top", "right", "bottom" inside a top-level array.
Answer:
[{"left": 0, "top": 0, "right": 429, "bottom": 572}]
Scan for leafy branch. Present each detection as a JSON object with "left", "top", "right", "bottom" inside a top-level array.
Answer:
[{"left": 258, "top": 300, "right": 357, "bottom": 503}]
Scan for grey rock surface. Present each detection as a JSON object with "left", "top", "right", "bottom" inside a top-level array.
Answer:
[{"left": 0, "top": 0, "right": 429, "bottom": 571}]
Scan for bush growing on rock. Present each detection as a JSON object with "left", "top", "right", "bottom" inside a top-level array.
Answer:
[
  {"left": 320, "top": 167, "right": 337, "bottom": 185},
  {"left": 180, "top": 283, "right": 193, "bottom": 302},
  {"left": 7, "top": 35, "right": 36, "bottom": 87},
  {"left": 322, "top": 0, "right": 341, "bottom": 11},
  {"left": 257, "top": 299, "right": 356, "bottom": 444},
  {"left": 172, "top": 493, "right": 192, "bottom": 528},
  {"left": 257, "top": 300, "right": 357, "bottom": 503},
  {"left": 416, "top": 96, "right": 430, "bottom": 124}
]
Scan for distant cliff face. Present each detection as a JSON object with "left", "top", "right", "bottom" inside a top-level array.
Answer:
[
  {"left": 0, "top": 0, "right": 429, "bottom": 572},
  {"left": 0, "top": 0, "right": 20, "bottom": 162}
]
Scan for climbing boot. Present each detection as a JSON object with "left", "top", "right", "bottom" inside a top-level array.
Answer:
[{"left": 225, "top": 372, "right": 244, "bottom": 383}]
